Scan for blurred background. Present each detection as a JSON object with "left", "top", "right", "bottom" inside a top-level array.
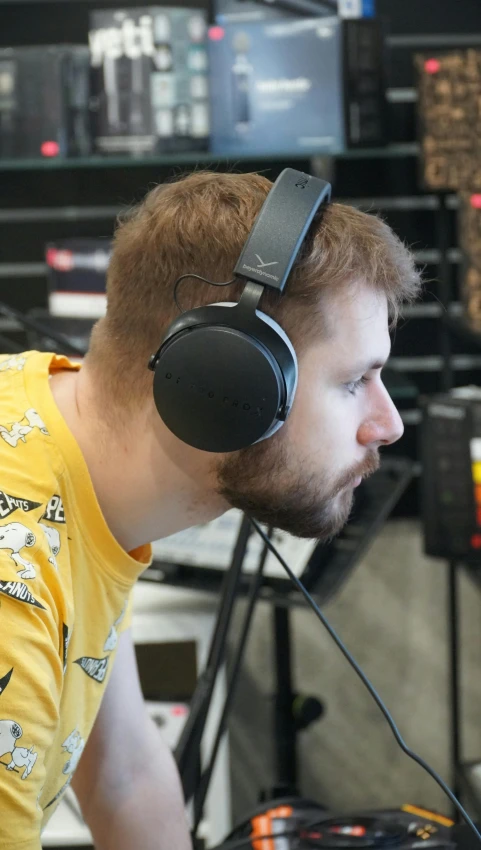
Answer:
[{"left": 2, "top": 0, "right": 481, "bottom": 847}]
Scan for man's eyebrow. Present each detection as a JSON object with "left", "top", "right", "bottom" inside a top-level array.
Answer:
[{"left": 349, "top": 358, "right": 388, "bottom": 374}]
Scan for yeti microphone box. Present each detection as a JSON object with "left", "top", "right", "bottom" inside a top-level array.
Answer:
[
  {"left": 0, "top": 46, "right": 91, "bottom": 160},
  {"left": 208, "top": 14, "right": 387, "bottom": 157},
  {"left": 88, "top": 6, "right": 210, "bottom": 156}
]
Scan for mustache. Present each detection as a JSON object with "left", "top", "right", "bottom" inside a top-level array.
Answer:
[{"left": 334, "top": 450, "right": 380, "bottom": 495}]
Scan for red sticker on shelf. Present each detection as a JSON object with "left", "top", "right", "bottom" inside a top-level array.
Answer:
[
  {"left": 424, "top": 58, "right": 441, "bottom": 74},
  {"left": 41, "top": 141, "right": 60, "bottom": 157}
]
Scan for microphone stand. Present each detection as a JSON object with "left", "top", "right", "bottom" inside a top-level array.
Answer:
[
  {"left": 173, "top": 513, "right": 272, "bottom": 845},
  {"left": 175, "top": 514, "right": 252, "bottom": 803}
]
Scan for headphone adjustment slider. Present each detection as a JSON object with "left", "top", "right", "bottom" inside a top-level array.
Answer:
[{"left": 148, "top": 352, "right": 159, "bottom": 371}]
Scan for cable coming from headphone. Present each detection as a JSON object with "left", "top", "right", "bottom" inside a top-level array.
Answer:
[
  {"left": 173, "top": 273, "right": 238, "bottom": 313},
  {"left": 248, "top": 516, "right": 481, "bottom": 846}
]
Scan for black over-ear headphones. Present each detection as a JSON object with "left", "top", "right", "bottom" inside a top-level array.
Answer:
[{"left": 148, "top": 168, "right": 332, "bottom": 453}]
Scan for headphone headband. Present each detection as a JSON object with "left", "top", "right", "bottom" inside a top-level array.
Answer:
[{"left": 234, "top": 169, "right": 331, "bottom": 293}]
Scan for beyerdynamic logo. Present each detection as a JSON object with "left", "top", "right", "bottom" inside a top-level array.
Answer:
[
  {"left": 241, "top": 254, "right": 280, "bottom": 282},
  {"left": 164, "top": 373, "right": 263, "bottom": 417},
  {"left": 255, "top": 254, "right": 278, "bottom": 270}
]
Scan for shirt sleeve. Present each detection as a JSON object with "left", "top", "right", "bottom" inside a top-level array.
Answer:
[{"left": 0, "top": 565, "right": 62, "bottom": 848}]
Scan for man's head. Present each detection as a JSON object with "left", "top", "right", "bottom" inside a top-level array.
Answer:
[{"left": 86, "top": 170, "right": 421, "bottom": 540}]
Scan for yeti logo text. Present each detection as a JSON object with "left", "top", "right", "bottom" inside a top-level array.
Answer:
[
  {"left": 255, "top": 255, "right": 278, "bottom": 270},
  {"left": 74, "top": 656, "right": 109, "bottom": 683},
  {"left": 89, "top": 15, "right": 154, "bottom": 65}
]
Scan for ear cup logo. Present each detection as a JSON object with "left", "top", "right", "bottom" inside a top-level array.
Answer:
[
  {"left": 164, "top": 373, "right": 264, "bottom": 417},
  {"left": 295, "top": 176, "right": 308, "bottom": 189}
]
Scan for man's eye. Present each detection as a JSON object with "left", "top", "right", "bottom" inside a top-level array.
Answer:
[{"left": 345, "top": 376, "right": 369, "bottom": 395}]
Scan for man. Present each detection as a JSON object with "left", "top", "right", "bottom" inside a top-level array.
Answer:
[{"left": 0, "top": 170, "right": 421, "bottom": 848}]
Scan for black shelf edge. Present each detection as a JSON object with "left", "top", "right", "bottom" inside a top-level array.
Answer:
[{"left": 0, "top": 143, "right": 420, "bottom": 172}]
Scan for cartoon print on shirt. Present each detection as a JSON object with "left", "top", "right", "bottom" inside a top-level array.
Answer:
[
  {"left": 41, "top": 494, "right": 65, "bottom": 524},
  {"left": 0, "top": 355, "right": 27, "bottom": 373},
  {"left": 0, "top": 408, "right": 49, "bottom": 448},
  {"left": 0, "top": 721, "right": 38, "bottom": 779},
  {"left": 0, "top": 522, "right": 36, "bottom": 579},
  {"left": 44, "top": 728, "right": 85, "bottom": 808},
  {"left": 103, "top": 598, "right": 128, "bottom": 651},
  {"left": 61, "top": 728, "right": 85, "bottom": 776},
  {"left": 0, "top": 668, "right": 38, "bottom": 780},
  {"left": 0, "top": 667, "right": 13, "bottom": 695},
  {"left": 39, "top": 523, "right": 61, "bottom": 570},
  {"left": 0, "top": 489, "right": 42, "bottom": 520},
  {"left": 62, "top": 623, "right": 71, "bottom": 673}
]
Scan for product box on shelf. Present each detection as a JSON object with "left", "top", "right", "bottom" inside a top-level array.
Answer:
[
  {"left": 415, "top": 49, "right": 481, "bottom": 191},
  {"left": 208, "top": 14, "right": 386, "bottom": 157},
  {"left": 0, "top": 45, "right": 91, "bottom": 160},
  {"left": 45, "top": 238, "right": 111, "bottom": 319},
  {"left": 459, "top": 193, "right": 481, "bottom": 328},
  {"left": 89, "top": 6, "right": 210, "bottom": 156}
]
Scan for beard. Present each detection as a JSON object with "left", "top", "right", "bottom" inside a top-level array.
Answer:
[{"left": 215, "top": 436, "right": 380, "bottom": 541}]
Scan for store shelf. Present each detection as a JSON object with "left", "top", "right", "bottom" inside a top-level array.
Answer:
[{"left": 0, "top": 143, "right": 419, "bottom": 172}]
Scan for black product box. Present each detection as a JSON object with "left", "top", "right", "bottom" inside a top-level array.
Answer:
[
  {"left": 89, "top": 6, "right": 210, "bottom": 156},
  {"left": 458, "top": 192, "right": 481, "bottom": 328},
  {"left": 0, "top": 46, "right": 91, "bottom": 160},
  {"left": 208, "top": 15, "right": 387, "bottom": 157},
  {"left": 415, "top": 49, "right": 481, "bottom": 191},
  {"left": 45, "top": 238, "right": 111, "bottom": 319},
  {"left": 421, "top": 389, "right": 481, "bottom": 562}
]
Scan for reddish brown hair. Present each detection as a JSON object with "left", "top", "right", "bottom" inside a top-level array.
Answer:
[{"left": 87, "top": 170, "right": 421, "bottom": 407}]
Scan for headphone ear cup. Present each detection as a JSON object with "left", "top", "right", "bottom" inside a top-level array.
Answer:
[{"left": 152, "top": 322, "right": 287, "bottom": 453}]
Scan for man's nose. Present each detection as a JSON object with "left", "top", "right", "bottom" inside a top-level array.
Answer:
[{"left": 357, "top": 387, "right": 404, "bottom": 448}]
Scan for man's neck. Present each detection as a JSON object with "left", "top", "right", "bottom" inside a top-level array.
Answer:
[{"left": 49, "top": 366, "right": 228, "bottom": 553}]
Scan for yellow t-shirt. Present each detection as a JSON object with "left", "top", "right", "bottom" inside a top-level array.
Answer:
[{"left": 0, "top": 351, "right": 152, "bottom": 847}]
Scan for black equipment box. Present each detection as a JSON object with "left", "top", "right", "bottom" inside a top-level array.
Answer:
[
  {"left": 421, "top": 390, "right": 481, "bottom": 562},
  {"left": 88, "top": 6, "right": 210, "bottom": 156},
  {"left": 0, "top": 45, "right": 91, "bottom": 159}
]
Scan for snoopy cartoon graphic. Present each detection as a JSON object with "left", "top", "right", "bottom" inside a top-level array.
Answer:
[
  {"left": 39, "top": 523, "right": 61, "bottom": 570},
  {"left": 103, "top": 599, "right": 128, "bottom": 652},
  {"left": 0, "top": 355, "right": 27, "bottom": 373},
  {"left": 0, "top": 522, "right": 36, "bottom": 579},
  {"left": 61, "top": 729, "right": 84, "bottom": 776},
  {"left": 0, "top": 719, "right": 37, "bottom": 780},
  {"left": 0, "top": 409, "right": 49, "bottom": 448}
]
